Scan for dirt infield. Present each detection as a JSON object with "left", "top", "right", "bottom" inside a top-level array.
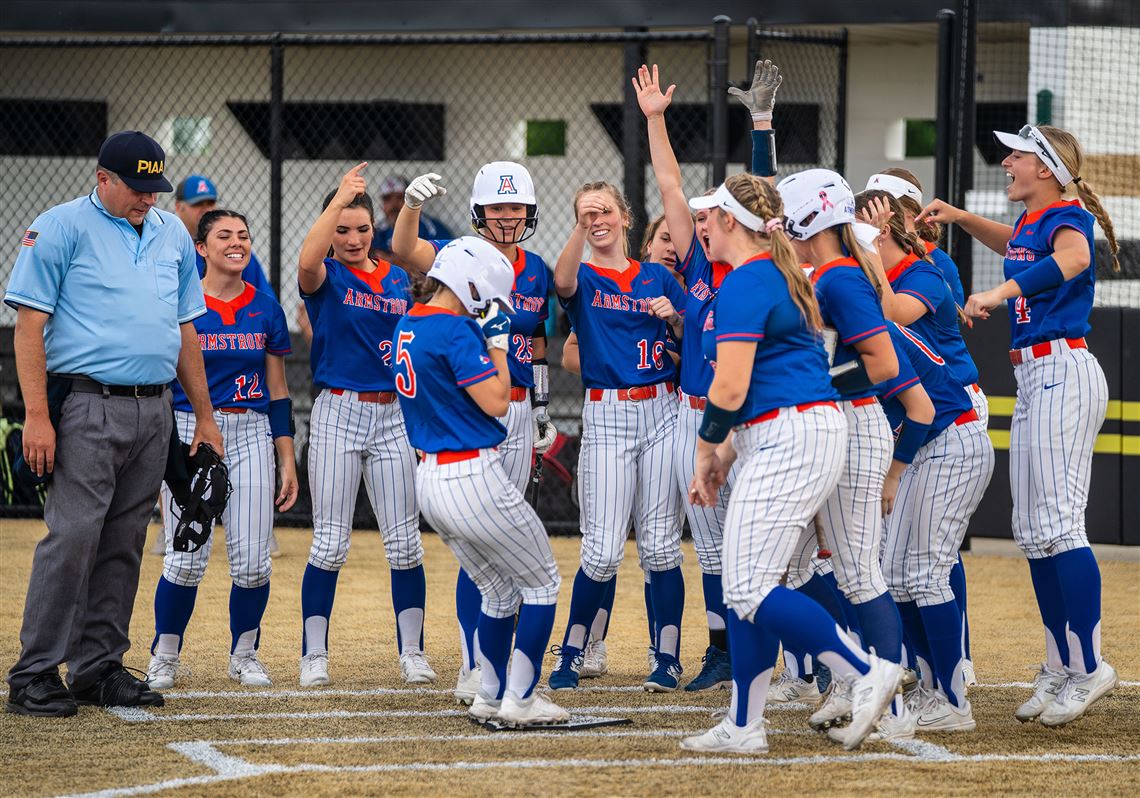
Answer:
[{"left": 1, "top": 518, "right": 1137, "bottom": 797}]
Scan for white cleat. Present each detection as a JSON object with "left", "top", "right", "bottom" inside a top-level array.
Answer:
[
  {"left": 497, "top": 690, "right": 570, "bottom": 728},
  {"left": 1038, "top": 660, "right": 1117, "bottom": 728},
  {"left": 809, "top": 678, "right": 852, "bottom": 731},
  {"left": 299, "top": 652, "right": 330, "bottom": 687},
  {"left": 455, "top": 666, "right": 482, "bottom": 706},
  {"left": 680, "top": 715, "right": 769, "bottom": 754},
  {"left": 146, "top": 654, "right": 184, "bottom": 690},
  {"left": 1015, "top": 664, "right": 1068, "bottom": 723},
  {"left": 399, "top": 649, "right": 437, "bottom": 685},
  {"left": 914, "top": 693, "right": 976, "bottom": 732},
  {"left": 579, "top": 639, "right": 609, "bottom": 678},
  {"left": 768, "top": 670, "right": 819, "bottom": 704},
  {"left": 962, "top": 659, "right": 977, "bottom": 689},
  {"left": 842, "top": 656, "right": 903, "bottom": 750},
  {"left": 468, "top": 692, "right": 502, "bottom": 722},
  {"left": 228, "top": 652, "right": 272, "bottom": 687},
  {"left": 647, "top": 646, "right": 657, "bottom": 674},
  {"left": 829, "top": 703, "right": 915, "bottom": 745}
]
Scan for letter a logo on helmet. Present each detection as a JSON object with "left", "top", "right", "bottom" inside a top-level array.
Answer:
[{"left": 498, "top": 175, "right": 517, "bottom": 195}]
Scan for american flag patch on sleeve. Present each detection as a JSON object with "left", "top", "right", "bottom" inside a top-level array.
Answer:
[{"left": 21, "top": 229, "right": 38, "bottom": 247}]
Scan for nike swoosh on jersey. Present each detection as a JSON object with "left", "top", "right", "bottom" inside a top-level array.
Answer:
[
  {"left": 248, "top": 311, "right": 263, "bottom": 317},
  {"left": 527, "top": 275, "right": 537, "bottom": 281},
  {"left": 1043, "top": 382, "right": 1063, "bottom": 389},
  {"left": 640, "top": 278, "right": 653, "bottom": 285}
]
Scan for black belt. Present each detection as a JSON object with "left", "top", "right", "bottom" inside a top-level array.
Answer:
[{"left": 64, "top": 375, "right": 167, "bottom": 398}]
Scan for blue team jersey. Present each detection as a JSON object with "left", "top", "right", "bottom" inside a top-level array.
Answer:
[
  {"left": 702, "top": 253, "right": 838, "bottom": 423},
  {"left": 172, "top": 283, "right": 291, "bottom": 413},
  {"left": 886, "top": 253, "right": 979, "bottom": 387},
  {"left": 925, "top": 241, "right": 964, "bottom": 307},
  {"left": 1003, "top": 200, "right": 1096, "bottom": 350},
  {"left": 429, "top": 240, "right": 550, "bottom": 388},
  {"left": 560, "top": 259, "right": 687, "bottom": 389},
  {"left": 196, "top": 250, "right": 274, "bottom": 298},
  {"left": 810, "top": 257, "right": 889, "bottom": 401},
  {"left": 877, "top": 322, "right": 973, "bottom": 445},
  {"left": 302, "top": 258, "right": 412, "bottom": 392},
  {"left": 392, "top": 304, "right": 507, "bottom": 452},
  {"left": 676, "top": 235, "right": 732, "bottom": 397}
]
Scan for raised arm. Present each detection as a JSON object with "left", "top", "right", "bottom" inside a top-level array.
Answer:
[
  {"left": 730, "top": 59, "right": 782, "bottom": 185},
  {"left": 917, "top": 199, "right": 1013, "bottom": 257},
  {"left": 554, "top": 194, "right": 608, "bottom": 298},
  {"left": 390, "top": 173, "right": 448, "bottom": 274},
  {"left": 634, "top": 64, "right": 695, "bottom": 252},
  {"left": 298, "top": 163, "right": 367, "bottom": 294}
]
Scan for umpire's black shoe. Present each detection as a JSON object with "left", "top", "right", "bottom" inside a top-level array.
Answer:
[
  {"left": 6, "top": 671, "right": 78, "bottom": 717},
  {"left": 72, "top": 665, "right": 165, "bottom": 708}
]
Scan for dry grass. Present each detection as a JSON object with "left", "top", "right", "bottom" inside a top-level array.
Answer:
[{"left": 1, "top": 519, "right": 1137, "bottom": 797}]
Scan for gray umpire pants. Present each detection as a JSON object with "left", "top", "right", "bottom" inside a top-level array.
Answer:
[{"left": 7, "top": 388, "right": 172, "bottom": 692}]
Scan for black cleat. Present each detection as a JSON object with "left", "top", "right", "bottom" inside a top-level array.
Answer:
[
  {"left": 72, "top": 665, "right": 165, "bottom": 708},
  {"left": 6, "top": 671, "right": 78, "bottom": 717}
]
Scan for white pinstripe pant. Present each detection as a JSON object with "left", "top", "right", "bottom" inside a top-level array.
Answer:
[
  {"left": 306, "top": 389, "right": 422, "bottom": 571},
  {"left": 162, "top": 409, "right": 275, "bottom": 589},
  {"left": 722, "top": 405, "right": 848, "bottom": 621},
  {"left": 499, "top": 398, "right": 535, "bottom": 496},
  {"left": 672, "top": 398, "right": 737, "bottom": 574},
  {"left": 883, "top": 419, "right": 994, "bottom": 606},
  {"left": 577, "top": 389, "right": 683, "bottom": 581},
  {"left": 417, "top": 450, "right": 560, "bottom": 618},
  {"left": 1010, "top": 348, "right": 1108, "bottom": 559},
  {"left": 968, "top": 382, "right": 989, "bottom": 428}
]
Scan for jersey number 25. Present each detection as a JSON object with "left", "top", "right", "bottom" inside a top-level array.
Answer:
[{"left": 394, "top": 331, "right": 417, "bottom": 398}]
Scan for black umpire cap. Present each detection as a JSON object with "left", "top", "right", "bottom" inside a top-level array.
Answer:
[{"left": 97, "top": 131, "right": 174, "bottom": 193}]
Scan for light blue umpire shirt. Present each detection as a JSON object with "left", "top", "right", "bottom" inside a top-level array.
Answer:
[{"left": 4, "top": 188, "right": 207, "bottom": 385}]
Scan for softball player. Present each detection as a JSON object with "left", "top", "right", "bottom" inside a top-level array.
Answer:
[
  {"left": 147, "top": 209, "right": 299, "bottom": 689},
  {"left": 389, "top": 161, "right": 554, "bottom": 703},
  {"left": 919, "top": 124, "right": 1120, "bottom": 726},
  {"left": 681, "top": 173, "right": 900, "bottom": 754},
  {"left": 297, "top": 164, "right": 433, "bottom": 688},
  {"left": 548, "top": 180, "right": 687, "bottom": 692},
  {"left": 392, "top": 236, "right": 567, "bottom": 727}
]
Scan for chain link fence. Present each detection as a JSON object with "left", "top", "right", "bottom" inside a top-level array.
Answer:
[{"left": 0, "top": 25, "right": 849, "bottom": 526}]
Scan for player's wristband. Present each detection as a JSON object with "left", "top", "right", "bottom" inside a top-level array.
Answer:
[
  {"left": 532, "top": 358, "right": 550, "bottom": 407},
  {"left": 892, "top": 417, "right": 932, "bottom": 465},
  {"left": 1012, "top": 254, "right": 1065, "bottom": 298},
  {"left": 269, "top": 398, "right": 295, "bottom": 439},
  {"left": 751, "top": 129, "right": 778, "bottom": 177},
  {"left": 698, "top": 400, "right": 737, "bottom": 444}
]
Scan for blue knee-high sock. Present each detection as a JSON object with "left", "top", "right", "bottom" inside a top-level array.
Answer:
[
  {"left": 650, "top": 566, "right": 685, "bottom": 663},
  {"left": 644, "top": 575, "right": 656, "bottom": 650},
  {"left": 153, "top": 576, "right": 198, "bottom": 653},
  {"left": 781, "top": 644, "right": 813, "bottom": 681},
  {"left": 229, "top": 583, "right": 270, "bottom": 654},
  {"left": 702, "top": 571, "right": 729, "bottom": 651},
  {"left": 819, "top": 571, "right": 863, "bottom": 643},
  {"left": 511, "top": 603, "right": 557, "bottom": 699},
  {"left": 950, "top": 555, "right": 971, "bottom": 659},
  {"left": 1027, "top": 557, "right": 1071, "bottom": 671},
  {"left": 560, "top": 569, "right": 610, "bottom": 654},
  {"left": 456, "top": 569, "right": 481, "bottom": 671},
  {"left": 1052, "top": 548, "right": 1103, "bottom": 674},
  {"left": 919, "top": 601, "right": 966, "bottom": 708},
  {"left": 590, "top": 575, "right": 618, "bottom": 642},
  {"left": 727, "top": 610, "right": 780, "bottom": 727},
  {"left": 798, "top": 573, "right": 845, "bottom": 626},
  {"left": 755, "top": 586, "right": 870, "bottom": 678},
  {"left": 897, "top": 600, "right": 933, "bottom": 686},
  {"left": 301, "top": 564, "right": 340, "bottom": 654},
  {"left": 391, "top": 564, "right": 427, "bottom": 654},
  {"left": 476, "top": 613, "right": 515, "bottom": 701},
  {"left": 852, "top": 593, "right": 904, "bottom": 664}
]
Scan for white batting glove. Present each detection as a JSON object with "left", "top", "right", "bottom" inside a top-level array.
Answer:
[
  {"left": 405, "top": 173, "right": 446, "bottom": 209},
  {"left": 533, "top": 407, "right": 558, "bottom": 454},
  {"left": 478, "top": 304, "right": 511, "bottom": 351},
  {"left": 728, "top": 59, "right": 782, "bottom": 121}
]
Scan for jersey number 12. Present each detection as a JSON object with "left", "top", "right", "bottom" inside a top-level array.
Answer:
[{"left": 233, "top": 373, "right": 264, "bottom": 402}]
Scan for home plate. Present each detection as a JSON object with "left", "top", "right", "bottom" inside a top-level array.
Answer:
[{"left": 474, "top": 715, "right": 634, "bottom": 732}]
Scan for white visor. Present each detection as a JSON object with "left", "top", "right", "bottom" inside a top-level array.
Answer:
[
  {"left": 865, "top": 173, "right": 923, "bottom": 205},
  {"left": 993, "top": 125, "right": 1074, "bottom": 188},
  {"left": 688, "top": 183, "right": 766, "bottom": 232}
]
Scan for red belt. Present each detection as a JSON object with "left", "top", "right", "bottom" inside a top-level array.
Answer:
[
  {"left": 954, "top": 408, "right": 979, "bottom": 426},
  {"left": 587, "top": 382, "right": 674, "bottom": 402},
  {"left": 510, "top": 386, "right": 529, "bottom": 402},
  {"left": 740, "top": 400, "right": 839, "bottom": 428},
  {"left": 218, "top": 407, "right": 248, "bottom": 414},
  {"left": 849, "top": 397, "right": 878, "bottom": 408},
  {"left": 1009, "top": 337, "right": 1086, "bottom": 366},
  {"left": 420, "top": 449, "right": 482, "bottom": 464},
  {"left": 678, "top": 390, "right": 707, "bottom": 411},
  {"left": 330, "top": 388, "right": 398, "bottom": 404}
]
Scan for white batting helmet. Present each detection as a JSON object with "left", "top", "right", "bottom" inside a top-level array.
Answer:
[
  {"left": 777, "top": 169, "right": 856, "bottom": 241},
  {"left": 470, "top": 161, "right": 538, "bottom": 244},
  {"left": 427, "top": 236, "right": 515, "bottom": 316}
]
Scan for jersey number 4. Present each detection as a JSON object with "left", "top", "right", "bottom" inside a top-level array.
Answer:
[
  {"left": 636, "top": 338, "right": 665, "bottom": 370},
  {"left": 233, "top": 373, "right": 264, "bottom": 402},
  {"left": 394, "top": 331, "right": 417, "bottom": 398},
  {"left": 1014, "top": 296, "right": 1031, "bottom": 324}
]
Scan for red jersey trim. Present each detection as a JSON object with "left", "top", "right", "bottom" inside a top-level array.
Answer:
[
  {"left": 586, "top": 258, "right": 641, "bottom": 293},
  {"left": 456, "top": 366, "right": 498, "bottom": 387},
  {"left": 346, "top": 259, "right": 392, "bottom": 292},
  {"left": 711, "top": 261, "right": 732, "bottom": 289},
  {"left": 885, "top": 253, "right": 921, "bottom": 284},
  {"left": 841, "top": 324, "right": 888, "bottom": 345},
  {"left": 1015, "top": 199, "right": 1081, "bottom": 235},
  {"left": 882, "top": 376, "right": 920, "bottom": 399},
  {"left": 511, "top": 246, "right": 527, "bottom": 281},
  {"left": 408, "top": 302, "right": 460, "bottom": 317},
  {"left": 810, "top": 256, "right": 860, "bottom": 285},
  {"left": 204, "top": 282, "right": 256, "bottom": 326}
]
